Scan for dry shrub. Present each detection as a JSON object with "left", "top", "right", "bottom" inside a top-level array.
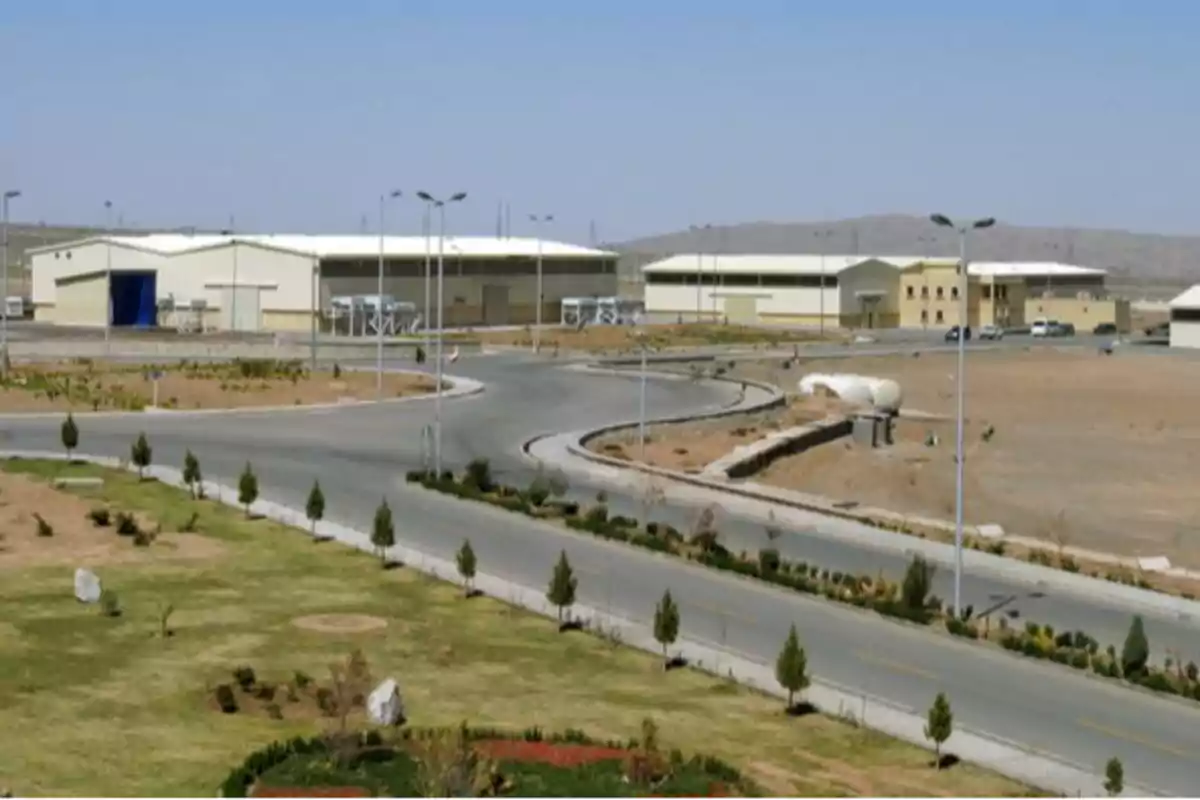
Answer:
[{"left": 411, "top": 724, "right": 504, "bottom": 798}]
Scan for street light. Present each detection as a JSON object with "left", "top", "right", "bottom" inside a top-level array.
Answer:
[
  {"left": 416, "top": 190, "right": 467, "bottom": 475},
  {"left": 104, "top": 200, "right": 113, "bottom": 351},
  {"left": 929, "top": 212, "right": 996, "bottom": 620},
  {"left": 690, "top": 224, "right": 712, "bottom": 321},
  {"left": 377, "top": 189, "right": 402, "bottom": 398},
  {"left": 1, "top": 189, "right": 21, "bottom": 371},
  {"left": 528, "top": 213, "right": 554, "bottom": 353},
  {"left": 422, "top": 203, "right": 432, "bottom": 358}
]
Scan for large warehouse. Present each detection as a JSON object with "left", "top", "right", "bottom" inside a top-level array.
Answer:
[
  {"left": 641, "top": 254, "right": 916, "bottom": 327},
  {"left": 28, "top": 234, "right": 618, "bottom": 332},
  {"left": 1168, "top": 285, "right": 1200, "bottom": 349}
]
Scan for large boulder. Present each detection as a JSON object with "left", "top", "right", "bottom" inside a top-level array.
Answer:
[
  {"left": 366, "top": 678, "right": 405, "bottom": 726},
  {"left": 74, "top": 568, "right": 102, "bottom": 604}
]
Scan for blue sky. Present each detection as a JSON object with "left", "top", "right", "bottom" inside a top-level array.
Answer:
[{"left": 2, "top": 0, "right": 1198, "bottom": 243}]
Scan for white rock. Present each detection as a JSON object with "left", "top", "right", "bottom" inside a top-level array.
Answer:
[
  {"left": 74, "top": 568, "right": 102, "bottom": 604},
  {"left": 366, "top": 678, "right": 405, "bottom": 726},
  {"left": 976, "top": 524, "right": 1005, "bottom": 540},
  {"left": 1137, "top": 555, "right": 1171, "bottom": 573}
]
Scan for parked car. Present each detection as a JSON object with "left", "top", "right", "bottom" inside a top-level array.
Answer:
[
  {"left": 1031, "top": 319, "right": 1056, "bottom": 337},
  {"left": 979, "top": 324, "right": 1004, "bottom": 340},
  {"left": 1093, "top": 322, "right": 1118, "bottom": 336},
  {"left": 944, "top": 325, "right": 972, "bottom": 342},
  {"left": 1051, "top": 322, "right": 1075, "bottom": 337},
  {"left": 1144, "top": 321, "right": 1170, "bottom": 337}
]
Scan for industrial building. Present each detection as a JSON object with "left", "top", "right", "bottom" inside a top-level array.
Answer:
[
  {"left": 641, "top": 254, "right": 916, "bottom": 328},
  {"left": 28, "top": 234, "right": 618, "bottom": 332},
  {"left": 1168, "top": 285, "right": 1200, "bottom": 349},
  {"left": 897, "top": 260, "right": 1130, "bottom": 332},
  {"left": 641, "top": 253, "right": 1126, "bottom": 331}
]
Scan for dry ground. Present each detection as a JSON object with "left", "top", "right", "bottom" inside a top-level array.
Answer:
[
  {"left": 471, "top": 323, "right": 839, "bottom": 354},
  {"left": 590, "top": 393, "right": 854, "bottom": 474},
  {"left": 724, "top": 348, "right": 1200, "bottom": 567},
  {"left": 0, "top": 460, "right": 1037, "bottom": 798},
  {"left": 0, "top": 360, "right": 434, "bottom": 413}
]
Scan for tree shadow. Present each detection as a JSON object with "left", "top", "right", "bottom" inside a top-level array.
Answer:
[
  {"left": 382, "top": 559, "right": 404, "bottom": 571},
  {"left": 933, "top": 753, "right": 960, "bottom": 770},
  {"left": 558, "top": 619, "right": 585, "bottom": 633},
  {"left": 664, "top": 655, "right": 689, "bottom": 672},
  {"left": 784, "top": 701, "right": 818, "bottom": 717},
  {"left": 464, "top": 588, "right": 485, "bottom": 599}
]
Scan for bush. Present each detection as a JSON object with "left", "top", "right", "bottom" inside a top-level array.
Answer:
[
  {"left": 114, "top": 511, "right": 139, "bottom": 537},
  {"left": 88, "top": 507, "right": 111, "bottom": 527},
  {"left": 758, "top": 548, "right": 781, "bottom": 575},
  {"left": 463, "top": 458, "right": 494, "bottom": 492},
  {"left": 215, "top": 683, "right": 239, "bottom": 714},
  {"left": 99, "top": 590, "right": 121, "bottom": 618},
  {"left": 233, "top": 665, "right": 257, "bottom": 692}
]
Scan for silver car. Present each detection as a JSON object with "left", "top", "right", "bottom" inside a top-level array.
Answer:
[{"left": 979, "top": 324, "right": 1004, "bottom": 340}]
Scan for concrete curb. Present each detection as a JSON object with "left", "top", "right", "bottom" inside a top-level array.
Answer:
[
  {"left": 0, "top": 368, "right": 485, "bottom": 421},
  {"left": 0, "top": 449, "right": 1146, "bottom": 798}
]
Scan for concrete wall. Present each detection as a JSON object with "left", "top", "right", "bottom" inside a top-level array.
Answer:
[
  {"left": 169, "top": 243, "right": 315, "bottom": 315},
  {"left": 644, "top": 282, "right": 842, "bottom": 325},
  {"left": 706, "top": 416, "right": 853, "bottom": 479},
  {"left": 1024, "top": 296, "right": 1130, "bottom": 332},
  {"left": 838, "top": 260, "right": 900, "bottom": 328},
  {"left": 1170, "top": 320, "right": 1200, "bottom": 349},
  {"left": 49, "top": 273, "right": 108, "bottom": 326}
]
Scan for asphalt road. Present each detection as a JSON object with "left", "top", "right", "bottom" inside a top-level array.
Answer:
[{"left": 2, "top": 351, "right": 1198, "bottom": 794}]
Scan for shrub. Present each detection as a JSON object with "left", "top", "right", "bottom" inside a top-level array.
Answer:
[
  {"left": 99, "top": 590, "right": 121, "bottom": 618},
  {"left": 88, "top": 506, "right": 111, "bottom": 527},
  {"left": 463, "top": 458, "right": 494, "bottom": 492},
  {"left": 238, "top": 462, "right": 259, "bottom": 516},
  {"left": 114, "top": 511, "right": 139, "bottom": 537},
  {"left": 1121, "top": 615, "right": 1149, "bottom": 678},
  {"left": 233, "top": 665, "right": 257, "bottom": 692},
  {"left": 214, "top": 684, "right": 239, "bottom": 714},
  {"left": 758, "top": 548, "right": 782, "bottom": 575},
  {"left": 901, "top": 556, "right": 935, "bottom": 612}
]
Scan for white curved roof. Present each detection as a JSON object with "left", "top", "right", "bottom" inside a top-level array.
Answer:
[{"left": 30, "top": 234, "right": 616, "bottom": 260}]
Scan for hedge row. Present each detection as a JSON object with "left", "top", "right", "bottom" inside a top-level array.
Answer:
[
  {"left": 219, "top": 724, "right": 745, "bottom": 797},
  {"left": 407, "top": 461, "right": 1200, "bottom": 706}
]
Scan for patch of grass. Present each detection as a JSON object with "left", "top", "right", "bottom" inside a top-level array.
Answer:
[{"left": 0, "top": 459, "right": 1041, "bottom": 797}]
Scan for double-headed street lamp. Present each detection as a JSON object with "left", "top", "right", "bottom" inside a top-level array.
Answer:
[
  {"left": 416, "top": 191, "right": 467, "bottom": 475},
  {"left": 528, "top": 213, "right": 554, "bottom": 353},
  {"left": 930, "top": 212, "right": 996, "bottom": 620},
  {"left": 377, "top": 189, "right": 402, "bottom": 398},
  {"left": 1, "top": 189, "right": 21, "bottom": 369}
]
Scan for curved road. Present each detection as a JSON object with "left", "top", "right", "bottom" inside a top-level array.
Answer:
[{"left": 3, "top": 351, "right": 1198, "bottom": 795}]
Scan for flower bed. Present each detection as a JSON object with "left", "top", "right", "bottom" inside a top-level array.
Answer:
[
  {"left": 406, "top": 461, "right": 1200, "bottom": 707},
  {"left": 221, "top": 725, "right": 751, "bottom": 798}
]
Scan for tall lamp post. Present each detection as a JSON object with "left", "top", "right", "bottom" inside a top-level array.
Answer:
[
  {"left": 422, "top": 203, "right": 433, "bottom": 354},
  {"left": 689, "top": 224, "right": 711, "bottom": 321},
  {"left": 104, "top": 200, "right": 113, "bottom": 352},
  {"left": 930, "top": 212, "right": 996, "bottom": 620},
  {"left": 528, "top": 213, "right": 554, "bottom": 353},
  {"left": 1, "top": 189, "right": 21, "bottom": 372},
  {"left": 377, "top": 189, "right": 402, "bottom": 398},
  {"left": 417, "top": 190, "right": 467, "bottom": 475}
]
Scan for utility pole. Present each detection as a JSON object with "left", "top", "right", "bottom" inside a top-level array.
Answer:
[
  {"left": 930, "top": 212, "right": 996, "bottom": 620},
  {"left": 529, "top": 213, "right": 554, "bottom": 353},
  {"left": 0, "top": 189, "right": 21, "bottom": 377}
]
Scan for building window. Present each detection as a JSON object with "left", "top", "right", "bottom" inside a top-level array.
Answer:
[
  {"left": 982, "top": 285, "right": 992, "bottom": 300},
  {"left": 906, "top": 285, "right": 914, "bottom": 299},
  {"left": 920, "top": 309, "right": 928, "bottom": 322},
  {"left": 998, "top": 284, "right": 1007, "bottom": 300},
  {"left": 935, "top": 310, "right": 944, "bottom": 323},
  {"left": 936, "top": 286, "right": 944, "bottom": 300},
  {"left": 921, "top": 286, "right": 929, "bottom": 298},
  {"left": 951, "top": 286, "right": 959, "bottom": 300}
]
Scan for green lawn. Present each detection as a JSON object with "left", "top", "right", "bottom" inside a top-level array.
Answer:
[{"left": 0, "top": 459, "right": 1041, "bottom": 797}]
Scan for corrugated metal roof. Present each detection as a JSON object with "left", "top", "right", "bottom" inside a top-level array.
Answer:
[
  {"left": 641, "top": 254, "right": 923, "bottom": 276},
  {"left": 643, "top": 254, "right": 1106, "bottom": 278},
  {"left": 1169, "top": 284, "right": 1200, "bottom": 308},
  {"left": 31, "top": 234, "right": 615, "bottom": 259}
]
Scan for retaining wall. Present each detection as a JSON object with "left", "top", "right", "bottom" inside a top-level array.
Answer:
[{"left": 703, "top": 415, "right": 852, "bottom": 480}]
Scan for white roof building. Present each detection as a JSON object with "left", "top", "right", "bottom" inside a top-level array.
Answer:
[
  {"left": 1168, "top": 285, "right": 1200, "bottom": 349},
  {"left": 641, "top": 254, "right": 1106, "bottom": 279}
]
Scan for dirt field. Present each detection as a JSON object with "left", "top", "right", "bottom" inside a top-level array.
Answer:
[
  {"left": 471, "top": 323, "right": 839, "bottom": 354},
  {"left": 0, "top": 359, "right": 434, "bottom": 412},
  {"left": 0, "top": 460, "right": 1035, "bottom": 797},
  {"left": 591, "top": 394, "right": 854, "bottom": 474},
  {"left": 725, "top": 348, "right": 1200, "bottom": 567}
]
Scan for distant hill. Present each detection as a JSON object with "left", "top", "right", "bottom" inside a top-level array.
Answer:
[{"left": 608, "top": 214, "right": 1200, "bottom": 299}]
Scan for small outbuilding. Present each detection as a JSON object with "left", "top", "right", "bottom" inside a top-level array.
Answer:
[{"left": 1168, "top": 285, "right": 1200, "bottom": 349}]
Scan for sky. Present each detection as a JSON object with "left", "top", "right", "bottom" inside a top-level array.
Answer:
[{"left": 2, "top": 0, "right": 1199, "bottom": 244}]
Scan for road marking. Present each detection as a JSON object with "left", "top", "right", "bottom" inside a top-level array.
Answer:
[
  {"left": 854, "top": 649, "right": 939, "bottom": 680},
  {"left": 1077, "top": 717, "right": 1192, "bottom": 760}
]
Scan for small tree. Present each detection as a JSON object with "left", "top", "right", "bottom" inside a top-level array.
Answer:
[
  {"left": 130, "top": 432, "right": 152, "bottom": 480},
  {"left": 456, "top": 539, "right": 477, "bottom": 595},
  {"left": 237, "top": 462, "right": 259, "bottom": 516},
  {"left": 61, "top": 413, "right": 79, "bottom": 460},
  {"left": 1120, "top": 615, "right": 1149, "bottom": 678},
  {"left": 902, "top": 556, "right": 935, "bottom": 612},
  {"left": 774, "top": 624, "right": 809, "bottom": 711},
  {"left": 371, "top": 498, "right": 395, "bottom": 566},
  {"left": 924, "top": 692, "right": 954, "bottom": 769},
  {"left": 305, "top": 480, "right": 325, "bottom": 535},
  {"left": 1104, "top": 756, "right": 1124, "bottom": 797},
  {"left": 546, "top": 550, "right": 578, "bottom": 624},
  {"left": 182, "top": 450, "right": 202, "bottom": 499},
  {"left": 653, "top": 589, "right": 680, "bottom": 664}
]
